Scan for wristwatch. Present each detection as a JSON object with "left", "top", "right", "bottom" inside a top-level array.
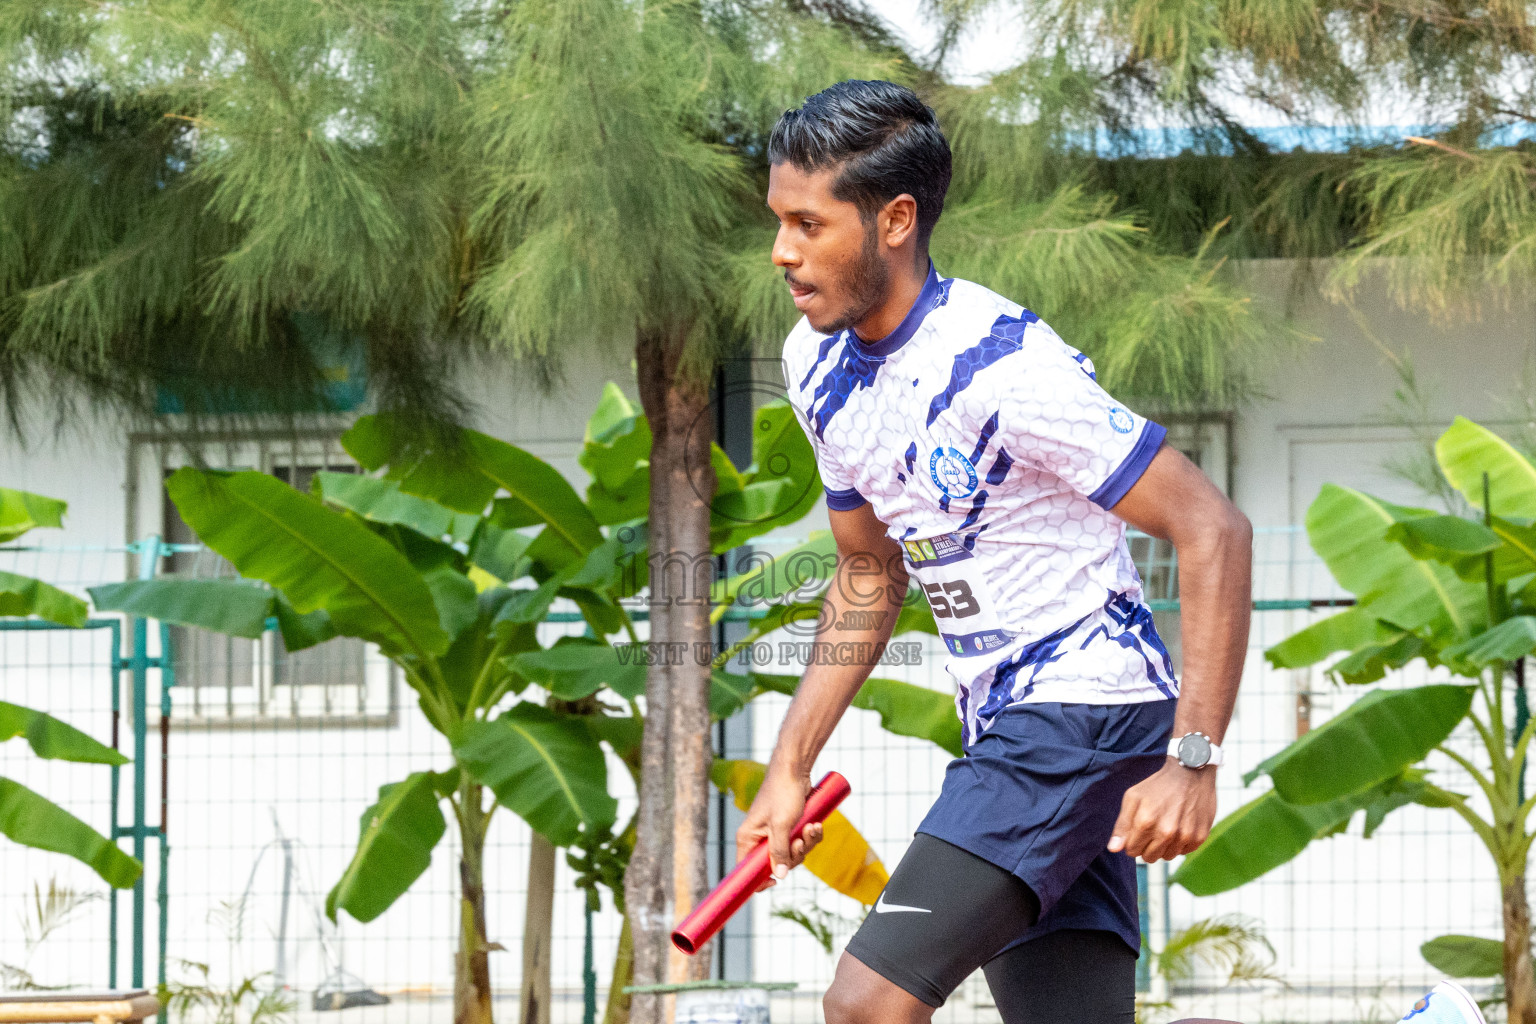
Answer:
[{"left": 1168, "top": 732, "right": 1225, "bottom": 769}]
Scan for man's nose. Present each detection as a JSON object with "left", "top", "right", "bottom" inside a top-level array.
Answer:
[{"left": 771, "top": 225, "right": 798, "bottom": 269}]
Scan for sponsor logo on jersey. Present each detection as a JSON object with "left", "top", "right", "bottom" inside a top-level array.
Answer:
[
  {"left": 1108, "top": 407, "right": 1134, "bottom": 434},
  {"left": 930, "top": 446, "right": 979, "bottom": 497}
]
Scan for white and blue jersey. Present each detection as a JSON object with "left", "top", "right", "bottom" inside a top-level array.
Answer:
[{"left": 781, "top": 261, "right": 1178, "bottom": 745}]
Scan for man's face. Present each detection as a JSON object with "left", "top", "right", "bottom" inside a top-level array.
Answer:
[{"left": 767, "top": 162, "right": 890, "bottom": 336}]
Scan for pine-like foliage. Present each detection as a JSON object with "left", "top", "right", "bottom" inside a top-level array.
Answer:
[{"left": 0, "top": 0, "right": 1309, "bottom": 438}]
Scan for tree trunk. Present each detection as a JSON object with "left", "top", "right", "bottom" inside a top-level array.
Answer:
[
  {"left": 1506, "top": 874, "right": 1536, "bottom": 1024},
  {"left": 456, "top": 783, "right": 495, "bottom": 1024},
  {"left": 519, "top": 832, "right": 556, "bottom": 1024},
  {"left": 625, "top": 328, "right": 717, "bottom": 1024},
  {"left": 602, "top": 914, "right": 635, "bottom": 1024}
]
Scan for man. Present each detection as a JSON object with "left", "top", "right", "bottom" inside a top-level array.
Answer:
[{"left": 740, "top": 79, "right": 1484, "bottom": 1024}]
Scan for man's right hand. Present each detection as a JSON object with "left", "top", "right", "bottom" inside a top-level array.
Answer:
[{"left": 736, "top": 767, "right": 824, "bottom": 891}]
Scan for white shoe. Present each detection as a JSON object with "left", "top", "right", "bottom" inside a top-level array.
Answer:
[{"left": 1400, "top": 980, "right": 1488, "bottom": 1024}]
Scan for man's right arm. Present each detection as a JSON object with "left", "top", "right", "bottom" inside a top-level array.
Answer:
[{"left": 735, "top": 499, "right": 911, "bottom": 886}]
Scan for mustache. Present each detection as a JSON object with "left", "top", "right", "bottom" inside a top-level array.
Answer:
[{"left": 784, "top": 271, "right": 814, "bottom": 290}]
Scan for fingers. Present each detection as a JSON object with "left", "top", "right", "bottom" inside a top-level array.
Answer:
[{"left": 1107, "top": 788, "right": 1139, "bottom": 854}]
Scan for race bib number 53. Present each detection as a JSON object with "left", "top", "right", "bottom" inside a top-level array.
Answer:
[{"left": 902, "top": 532, "right": 1018, "bottom": 657}]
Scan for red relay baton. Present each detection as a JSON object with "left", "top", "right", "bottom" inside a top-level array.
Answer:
[{"left": 671, "top": 771, "right": 851, "bottom": 955}]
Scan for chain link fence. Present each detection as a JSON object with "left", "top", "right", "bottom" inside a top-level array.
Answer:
[{"left": 0, "top": 528, "right": 1505, "bottom": 1024}]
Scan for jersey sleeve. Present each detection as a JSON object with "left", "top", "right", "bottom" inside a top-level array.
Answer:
[
  {"left": 780, "top": 343, "right": 868, "bottom": 512},
  {"left": 995, "top": 341, "right": 1166, "bottom": 510}
]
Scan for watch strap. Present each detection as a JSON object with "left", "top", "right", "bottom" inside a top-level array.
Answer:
[{"left": 1167, "top": 732, "right": 1225, "bottom": 768}]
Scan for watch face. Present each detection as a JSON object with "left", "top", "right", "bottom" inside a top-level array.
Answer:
[{"left": 1177, "top": 734, "right": 1212, "bottom": 768}]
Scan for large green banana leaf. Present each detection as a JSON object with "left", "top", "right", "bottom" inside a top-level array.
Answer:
[
  {"left": 509, "top": 638, "right": 647, "bottom": 700},
  {"left": 468, "top": 432, "right": 605, "bottom": 567},
  {"left": 752, "top": 672, "right": 961, "bottom": 756},
  {"left": 1306, "top": 484, "right": 1484, "bottom": 639},
  {"left": 326, "top": 772, "right": 447, "bottom": 924},
  {"left": 0, "top": 488, "right": 66, "bottom": 543},
  {"left": 1245, "top": 684, "right": 1474, "bottom": 803},
  {"left": 711, "top": 532, "right": 837, "bottom": 612},
  {"left": 0, "top": 777, "right": 141, "bottom": 888},
  {"left": 455, "top": 704, "right": 616, "bottom": 846},
  {"left": 340, "top": 414, "right": 499, "bottom": 514},
  {"left": 1441, "top": 617, "right": 1536, "bottom": 671},
  {"left": 1264, "top": 608, "right": 1397, "bottom": 670},
  {"left": 0, "top": 702, "right": 127, "bottom": 765},
  {"left": 165, "top": 468, "right": 448, "bottom": 659},
  {"left": 1171, "top": 770, "right": 1439, "bottom": 896},
  {"left": 0, "top": 570, "right": 88, "bottom": 627},
  {"left": 314, "top": 472, "right": 481, "bottom": 544},
  {"left": 1327, "top": 634, "right": 1431, "bottom": 685},
  {"left": 1436, "top": 417, "right": 1536, "bottom": 518},
  {"left": 90, "top": 579, "right": 274, "bottom": 638}
]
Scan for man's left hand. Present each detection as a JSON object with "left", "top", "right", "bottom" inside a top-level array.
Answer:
[{"left": 1107, "top": 760, "right": 1217, "bottom": 862}]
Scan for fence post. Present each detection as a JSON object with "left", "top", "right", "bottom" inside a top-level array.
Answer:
[{"left": 130, "top": 536, "right": 161, "bottom": 988}]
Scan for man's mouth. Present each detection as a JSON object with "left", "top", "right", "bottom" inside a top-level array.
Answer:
[{"left": 788, "top": 280, "right": 816, "bottom": 309}]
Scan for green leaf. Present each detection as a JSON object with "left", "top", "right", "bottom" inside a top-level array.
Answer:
[
  {"left": 1328, "top": 633, "right": 1430, "bottom": 685},
  {"left": 0, "top": 777, "right": 141, "bottom": 888},
  {"left": 89, "top": 579, "right": 272, "bottom": 638},
  {"left": 0, "top": 702, "right": 127, "bottom": 765},
  {"left": 1420, "top": 935, "right": 1506, "bottom": 978},
  {"left": 711, "top": 532, "right": 837, "bottom": 607},
  {"left": 852, "top": 676, "right": 964, "bottom": 757},
  {"left": 1305, "top": 484, "right": 1484, "bottom": 639},
  {"left": 1442, "top": 617, "right": 1536, "bottom": 671},
  {"left": 1264, "top": 608, "right": 1395, "bottom": 670},
  {"left": 314, "top": 472, "right": 480, "bottom": 543},
  {"left": 741, "top": 400, "right": 820, "bottom": 524},
  {"left": 341, "top": 415, "right": 498, "bottom": 515},
  {"left": 1385, "top": 515, "right": 1501, "bottom": 567},
  {"left": 750, "top": 672, "right": 962, "bottom": 756},
  {"left": 467, "top": 432, "right": 605, "bottom": 568},
  {"left": 165, "top": 468, "right": 448, "bottom": 658},
  {"left": 579, "top": 383, "right": 652, "bottom": 492},
  {"left": 0, "top": 571, "right": 89, "bottom": 627},
  {"left": 439, "top": 589, "right": 532, "bottom": 710},
  {"left": 326, "top": 773, "right": 446, "bottom": 924},
  {"left": 455, "top": 705, "right": 617, "bottom": 845},
  {"left": 272, "top": 595, "right": 337, "bottom": 651},
  {"left": 1171, "top": 785, "right": 1382, "bottom": 896},
  {"left": 509, "top": 638, "right": 646, "bottom": 701},
  {"left": 1247, "top": 685, "right": 1475, "bottom": 803},
  {"left": 469, "top": 522, "right": 535, "bottom": 581},
  {"left": 710, "top": 668, "right": 756, "bottom": 721},
  {"left": 0, "top": 488, "right": 67, "bottom": 543},
  {"left": 1436, "top": 417, "right": 1536, "bottom": 518}
]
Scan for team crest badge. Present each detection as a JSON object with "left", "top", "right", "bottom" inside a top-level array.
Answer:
[
  {"left": 930, "top": 447, "right": 978, "bottom": 498},
  {"left": 1108, "top": 407, "right": 1134, "bottom": 434}
]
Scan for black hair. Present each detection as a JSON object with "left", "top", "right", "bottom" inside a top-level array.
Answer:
[{"left": 768, "top": 80, "right": 952, "bottom": 252}]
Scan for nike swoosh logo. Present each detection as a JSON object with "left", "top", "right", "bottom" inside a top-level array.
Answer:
[{"left": 874, "top": 892, "right": 932, "bottom": 914}]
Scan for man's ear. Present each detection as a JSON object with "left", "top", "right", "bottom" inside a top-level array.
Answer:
[{"left": 880, "top": 194, "right": 919, "bottom": 249}]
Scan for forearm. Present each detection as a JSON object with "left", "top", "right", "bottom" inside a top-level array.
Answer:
[
  {"left": 767, "top": 554, "right": 908, "bottom": 778},
  {"left": 1168, "top": 510, "right": 1253, "bottom": 745}
]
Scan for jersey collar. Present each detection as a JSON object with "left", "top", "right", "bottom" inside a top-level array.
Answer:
[{"left": 849, "top": 260, "right": 943, "bottom": 359}]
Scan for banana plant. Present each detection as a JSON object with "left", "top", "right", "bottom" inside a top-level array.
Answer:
[
  {"left": 1171, "top": 418, "right": 1536, "bottom": 1024},
  {"left": 88, "top": 432, "right": 637, "bottom": 1024},
  {"left": 86, "top": 387, "right": 953, "bottom": 1024},
  {"left": 0, "top": 487, "right": 141, "bottom": 889}
]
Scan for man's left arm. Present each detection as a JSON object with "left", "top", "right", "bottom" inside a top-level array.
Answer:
[{"left": 1104, "top": 443, "right": 1253, "bottom": 862}]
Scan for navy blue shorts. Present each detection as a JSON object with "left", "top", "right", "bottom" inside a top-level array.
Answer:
[{"left": 914, "top": 698, "right": 1177, "bottom": 956}]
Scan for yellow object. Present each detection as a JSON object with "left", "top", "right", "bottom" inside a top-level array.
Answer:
[{"left": 712, "top": 758, "right": 888, "bottom": 905}]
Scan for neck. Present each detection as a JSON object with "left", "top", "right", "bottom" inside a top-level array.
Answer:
[{"left": 852, "top": 255, "right": 930, "bottom": 343}]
